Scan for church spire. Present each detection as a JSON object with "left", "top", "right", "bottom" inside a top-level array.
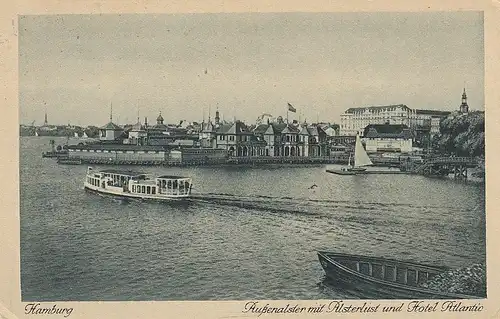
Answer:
[
  {"left": 43, "top": 111, "right": 48, "bottom": 126},
  {"left": 215, "top": 105, "right": 220, "bottom": 125},
  {"left": 137, "top": 102, "right": 140, "bottom": 124},
  {"left": 110, "top": 102, "right": 113, "bottom": 122},
  {"left": 460, "top": 87, "right": 469, "bottom": 113}
]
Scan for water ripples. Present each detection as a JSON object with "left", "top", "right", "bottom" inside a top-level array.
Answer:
[{"left": 20, "top": 137, "right": 486, "bottom": 301}]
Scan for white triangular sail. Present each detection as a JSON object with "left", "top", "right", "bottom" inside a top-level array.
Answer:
[
  {"left": 83, "top": 132, "right": 88, "bottom": 138},
  {"left": 74, "top": 132, "right": 79, "bottom": 138},
  {"left": 354, "top": 135, "right": 373, "bottom": 167}
]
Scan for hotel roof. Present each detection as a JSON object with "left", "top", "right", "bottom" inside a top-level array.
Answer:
[
  {"left": 415, "top": 109, "right": 451, "bottom": 116},
  {"left": 345, "top": 104, "right": 410, "bottom": 113}
]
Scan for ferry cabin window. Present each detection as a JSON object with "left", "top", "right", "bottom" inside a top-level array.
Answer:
[
  {"left": 147, "top": 186, "right": 151, "bottom": 194},
  {"left": 152, "top": 187, "right": 156, "bottom": 194},
  {"left": 142, "top": 186, "right": 146, "bottom": 193},
  {"left": 132, "top": 185, "right": 136, "bottom": 192}
]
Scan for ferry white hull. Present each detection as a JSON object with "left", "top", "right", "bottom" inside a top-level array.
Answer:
[{"left": 84, "top": 181, "right": 189, "bottom": 201}]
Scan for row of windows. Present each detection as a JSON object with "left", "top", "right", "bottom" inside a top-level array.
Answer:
[
  {"left": 87, "top": 177, "right": 100, "bottom": 186},
  {"left": 71, "top": 149, "right": 163, "bottom": 154},
  {"left": 218, "top": 135, "right": 255, "bottom": 142},
  {"left": 132, "top": 185, "right": 156, "bottom": 195},
  {"left": 183, "top": 149, "right": 225, "bottom": 155},
  {"left": 366, "top": 138, "right": 410, "bottom": 141}
]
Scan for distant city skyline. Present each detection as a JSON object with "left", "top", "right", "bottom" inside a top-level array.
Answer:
[{"left": 19, "top": 12, "right": 484, "bottom": 127}]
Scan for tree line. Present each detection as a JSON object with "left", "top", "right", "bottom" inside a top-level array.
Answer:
[{"left": 431, "top": 111, "right": 484, "bottom": 157}]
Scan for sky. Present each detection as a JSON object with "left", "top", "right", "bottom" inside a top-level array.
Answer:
[{"left": 19, "top": 12, "right": 484, "bottom": 127}]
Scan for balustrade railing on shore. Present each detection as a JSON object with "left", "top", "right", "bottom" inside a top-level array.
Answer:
[
  {"left": 53, "top": 152, "right": 482, "bottom": 169},
  {"left": 425, "top": 156, "right": 478, "bottom": 164},
  {"left": 59, "top": 154, "right": 351, "bottom": 166}
]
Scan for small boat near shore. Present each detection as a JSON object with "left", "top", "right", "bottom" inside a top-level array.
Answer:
[
  {"left": 327, "top": 135, "right": 373, "bottom": 175},
  {"left": 42, "top": 150, "right": 69, "bottom": 158},
  {"left": 84, "top": 167, "right": 192, "bottom": 201},
  {"left": 317, "top": 251, "right": 480, "bottom": 299}
]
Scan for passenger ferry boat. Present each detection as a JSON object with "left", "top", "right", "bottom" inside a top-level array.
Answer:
[{"left": 84, "top": 167, "right": 192, "bottom": 200}]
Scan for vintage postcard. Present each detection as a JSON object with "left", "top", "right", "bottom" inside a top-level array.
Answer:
[{"left": 1, "top": 0, "right": 499, "bottom": 318}]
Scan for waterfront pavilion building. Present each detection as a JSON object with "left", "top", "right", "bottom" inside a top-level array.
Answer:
[
  {"left": 127, "top": 120, "right": 147, "bottom": 146},
  {"left": 363, "top": 124, "right": 413, "bottom": 153},
  {"left": 99, "top": 121, "right": 124, "bottom": 142}
]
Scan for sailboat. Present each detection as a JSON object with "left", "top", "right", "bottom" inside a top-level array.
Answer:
[
  {"left": 327, "top": 134, "right": 373, "bottom": 175},
  {"left": 74, "top": 132, "right": 79, "bottom": 138}
]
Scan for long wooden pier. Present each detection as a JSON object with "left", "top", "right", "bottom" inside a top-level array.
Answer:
[
  {"left": 52, "top": 152, "right": 481, "bottom": 180},
  {"left": 408, "top": 157, "right": 479, "bottom": 180},
  {"left": 56, "top": 155, "right": 351, "bottom": 166}
]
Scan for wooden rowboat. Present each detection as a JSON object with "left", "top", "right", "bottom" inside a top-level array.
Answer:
[{"left": 318, "top": 251, "right": 480, "bottom": 299}]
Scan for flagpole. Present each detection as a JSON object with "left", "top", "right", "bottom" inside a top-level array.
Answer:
[{"left": 286, "top": 104, "right": 289, "bottom": 124}]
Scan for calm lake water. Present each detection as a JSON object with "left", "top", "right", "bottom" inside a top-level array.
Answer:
[{"left": 20, "top": 137, "right": 486, "bottom": 301}]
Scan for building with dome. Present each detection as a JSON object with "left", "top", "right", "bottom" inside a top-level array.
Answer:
[{"left": 149, "top": 112, "right": 168, "bottom": 132}]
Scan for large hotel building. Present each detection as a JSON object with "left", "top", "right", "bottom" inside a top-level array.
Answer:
[
  {"left": 339, "top": 89, "right": 469, "bottom": 136},
  {"left": 339, "top": 104, "right": 450, "bottom": 136}
]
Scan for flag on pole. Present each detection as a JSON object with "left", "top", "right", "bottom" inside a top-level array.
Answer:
[{"left": 287, "top": 103, "right": 296, "bottom": 113}]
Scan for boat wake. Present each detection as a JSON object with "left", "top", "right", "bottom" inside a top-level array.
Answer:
[
  {"left": 188, "top": 192, "right": 458, "bottom": 216},
  {"left": 188, "top": 193, "right": 318, "bottom": 216}
]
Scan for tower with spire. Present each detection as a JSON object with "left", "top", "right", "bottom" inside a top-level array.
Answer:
[
  {"left": 215, "top": 108, "right": 220, "bottom": 126},
  {"left": 43, "top": 111, "right": 48, "bottom": 126},
  {"left": 128, "top": 104, "right": 147, "bottom": 145},
  {"left": 459, "top": 87, "right": 469, "bottom": 113},
  {"left": 99, "top": 102, "right": 123, "bottom": 141}
]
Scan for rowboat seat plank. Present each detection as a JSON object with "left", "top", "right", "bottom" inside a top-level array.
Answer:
[
  {"left": 372, "top": 264, "right": 384, "bottom": 279},
  {"left": 396, "top": 267, "right": 406, "bottom": 284},
  {"left": 407, "top": 269, "right": 417, "bottom": 286},
  {"left": 385, "top": 266, "right": 395, "bottom": 281},
  {"left": 359, "top": 263, "right": 370, "bottom": 275}
]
